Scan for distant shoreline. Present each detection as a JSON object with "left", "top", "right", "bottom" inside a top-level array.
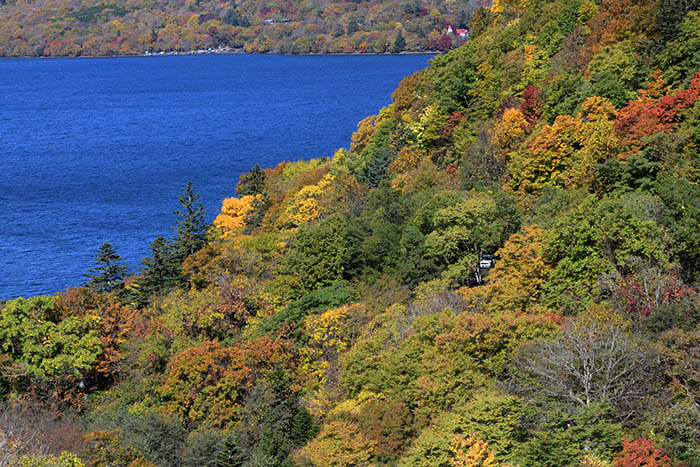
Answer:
[{"left": 0, "top": 50, "right": 441, "bottom": 60}]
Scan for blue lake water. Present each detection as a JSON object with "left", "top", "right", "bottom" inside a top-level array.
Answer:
[{"left": 0, "top": 53, "right": 435, "bottom": 299}]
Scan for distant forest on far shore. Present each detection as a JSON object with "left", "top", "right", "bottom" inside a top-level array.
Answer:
[{"left": 0, "top": 0, "right": 486, "bottom": 57}]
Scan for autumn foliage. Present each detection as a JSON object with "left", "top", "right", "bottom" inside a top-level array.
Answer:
[
  {"left": 4, "top": 0, "right": 700, "bottom": 464},
  {"left": 613, "top": 438, "right": 676, "bottom": 467}
]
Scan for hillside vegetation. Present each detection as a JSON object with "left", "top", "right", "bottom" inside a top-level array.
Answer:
[
  {"left": 0, "top": 0, "right": 482, "bottom": 56},
  {"left": 4, "top": 0, "right": 700, "bottom": 465}
]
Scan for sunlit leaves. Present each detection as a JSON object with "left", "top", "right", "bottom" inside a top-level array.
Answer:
[
  {"left": 450, "top": 434, "right": 498, "bottom": 467},
  {"left": 157, "top": 337, "right": 293, "bottom": 428},
  {"left": 214, "top": 195, "right": 259, "bottom": 237},
  {"left": 613, "top": 437, "right": 675, "bottom": 467},
  {"left": 0, "top": 296, "right": 101, "bottom": 384}
]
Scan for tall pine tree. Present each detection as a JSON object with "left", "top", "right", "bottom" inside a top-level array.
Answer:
[
  {"left": 84, "top": 242, "right": 128, "bottom": 294},
  {"left": 137, "top": 235, "right": 180, "bottom": 304},
  {"left": 137, "top": 181, "right": 207, "bottom": 303},
  {"left": 236, "top": 164, "right": 266, "bottom": 196},
  {"left": 172, "top": 180, "right": 207, "bottom": 264}
]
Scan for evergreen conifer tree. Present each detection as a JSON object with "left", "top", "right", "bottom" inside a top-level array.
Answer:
[
  {"left": 136, "top": 182, "right": 207, "bottom": 303},
  {"left": 236, "top": 164, "right": 266, "bottom": 196},
  {"left": 237, "top": 164, "right": 269, "bottom": 234},
  {"left": 172, "top": 180, "right": 207, "bottom": 263},
  {"left": 137, "top": 235, "right": 180, "bottom": 303},
  {"left": 392, "top": 30, "right": 406, "bottom": 53},
  {"left": 359, "top": 146, "right": 394, "bottom": 188},
  {"left": 84, "top": 242, "right": 128, "bottom": 294}
]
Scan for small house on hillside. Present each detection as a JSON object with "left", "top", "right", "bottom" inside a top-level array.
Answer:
[{"left": 447, "top": 26, "right": 469, "bottom": 39}]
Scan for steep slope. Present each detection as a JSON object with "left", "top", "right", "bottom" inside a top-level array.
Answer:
[{"left": 3, "top": 0, "right": 700, "bottom": 465}]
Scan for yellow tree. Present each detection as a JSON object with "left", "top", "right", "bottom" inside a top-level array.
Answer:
[
  {"left": 408, "top": 104, "right": 450, "bottom": 150},
  {"left": 450, "top": 435, "right": 498, "bottom": 467},
  {"left": 300, "top": 303, "right": 368, "bottom": 387},
  {"left": 506, "top": 97, "right": 620, "bottom": 204},
  {"left": 491, "top": 108, "right": 529, "bottom": 163},
  {"left": 580, "top": 453, "right": 613, "bottom": 467},
  {"left": 19, "top": 452, "right": 85, "bottom": 467},
  {"left": 213, "top": 194, "right": 259, "bottom": 237},
  {"left": 474, "top": 225, "right": 550, "bottom": 315},
  {"left": 82, "top": 430, "right": 156, "bottom": 467},
  {"left": 295, "top": 420, "right": 377, "bottom": 467},
  {"left": 351, "top": 115, "right": 377, "bottom": 153},
  {"left": 284, "top": 173, "right": 335, "bottom": 227}
]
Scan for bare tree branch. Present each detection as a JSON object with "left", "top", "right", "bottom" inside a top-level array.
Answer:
[{"left": 514, "top": 317, "right": 659, "bottom": 421}]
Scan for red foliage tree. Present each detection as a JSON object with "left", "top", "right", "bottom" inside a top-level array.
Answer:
[
  {"left": 442, "top": 111, "right": 465, "bottom": 140},
  {"left": 614, "top": 270, "right": 696, "bottom": 318},
  {"left": 519, "top": 85, "right": 544, "bottom": 125},
  {"left": 615, "top": 71, "right": 700, "bottom": 157},
  {"left": 613, "top": 437, "right": 675, "bottom": 467}
]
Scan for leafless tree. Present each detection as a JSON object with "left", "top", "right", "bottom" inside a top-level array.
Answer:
[
  {"left": 0, "top": 403, "right": 84, "bottom": 466},
  {"left": 514, "top": 317, "right": 659, "bottom": 421},
  {"left": 0, "top": 406, "right": 48, "bottom": 466}
]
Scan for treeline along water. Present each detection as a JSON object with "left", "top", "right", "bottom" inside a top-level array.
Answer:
[{"left": 0, "top": 53, "right": 434, "bottom": 299}]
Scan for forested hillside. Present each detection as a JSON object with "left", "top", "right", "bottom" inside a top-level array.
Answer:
[
  {"left": 4, "top": 0, "right": 700, "bottom": 465},
  {"left": 0, "top": 0, "right": 482, "bottom": 56}
]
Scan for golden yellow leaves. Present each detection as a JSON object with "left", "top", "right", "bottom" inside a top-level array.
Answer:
[
  {"left": 490, "top": 0, "right": 527, "bottom": 14},
  {"left": 388, "top": 146, "right": 423, "bottom": 175},
  {"left": 300, "top": 303, "right": 366, "bottom": 388},
  {"left": 505, "top": 96, "right": 621, "bottom": 204},
  {"left": 408, "top": 104, "right": 450, "bottom": 149},
  {"left": 490, "top": 0, "right": 504, "bottom": 13},
  {"left": 351, "top": 115, "right": 377, "bottom": 153},
  {"left": 284, "top": 173, "right": 335, "bottom": 227},
  {"left": 523, "top": 44, "right": 538, "bottom": 63},
  {"left": 278, "top": 171, "right": 365, "bottom": 229},
  {"left": 580, "top": 95, "right": 618, "bottom": 121},
  {"left": 450, "top": 435, "right": 498, "bottom": 467},
  {"left": 295, "top": 419, "right": 376, "bottom": 467},
  {"left": 580, "top": 454, "right": 613, "bottom": 467},
  {"left": 460, "top": 225, "right": 549, "bottom": 315},
  {"left": 213, "top": 194, "right": 261, "bottom": 237},
  {"left": 491, "top": 108, "right": 529, "bottom": 162}
]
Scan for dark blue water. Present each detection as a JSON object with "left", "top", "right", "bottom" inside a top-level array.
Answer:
[{"left": 0, "top": 54, "right": 434, "bottom": 299}]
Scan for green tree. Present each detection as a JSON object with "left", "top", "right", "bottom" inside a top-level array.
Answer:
[
  {"left": 393, "top": 30, "right": 406, "bottom": 53},
  {"left": 424, "top": 190, "right": 521, "bottom": 286},
  {"left": 0, "top": 296, "right": 101, "bottom": 392},
  {"left": 542, "top": 197, "right": 667, "bottom": 313},
  {"left": 215, "top": 368, "right": 315, "bottom": 466},
  {"left": 279, "top": 215, "right": 348, "bottom": 294},
  {"left": 137, "top": 181, "right": 207, "bottom": 301},
  {"left": 243, "top": 193, "right": 269, "bottom": 235},
  {"left": 173, "top": 180, "right": 207, "bottom": 265},
  {"left": 137, "top": 236, "right": 180, "bottom": 303},
  {"left": 257, "top": 281, "right": 356, "bottom": 344},
  {"left": 236, "top": 164, "right": 266, "bottom": 196},
  {"left": 84, "top": 242, "right": 128, "bottom": 294},
  {"left": 346, "top": 18, "right": 360, "bottom": 35},
  {"left": 654, "top": 174, "right": 700, "bottom": 282},
  {"left": 182, "top": 430, "right": 225, "bottom": 467},
  {"left": 514, "top": 404, "right": 623, "bottom": 467},
  {"left": 85, "top": 407, "right": 187, "bottom": 466}
]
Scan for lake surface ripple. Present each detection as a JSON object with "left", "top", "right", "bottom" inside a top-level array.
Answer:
[{"left": 0, "top": 53, "right": 434, "bottom": 299}]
